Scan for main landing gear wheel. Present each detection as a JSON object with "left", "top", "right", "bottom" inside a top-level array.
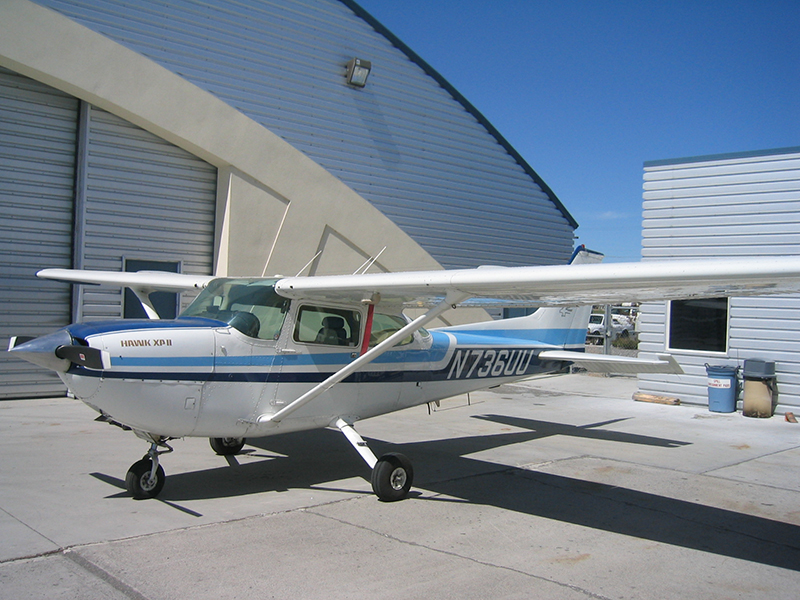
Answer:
[
  {"left": 371, "top": 453, "right": 414, "bottom": 502},
  {"left": 126, "top": 458, "right": 165, "bottom": 499},
  {"left": 209, "top": 437, "right": 246, "bottom": 455}
]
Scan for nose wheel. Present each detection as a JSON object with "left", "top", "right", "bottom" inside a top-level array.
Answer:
[
  {"left": 125, "top": 438, "right": 172, "bottom": 499},
  {"left": 126, "top": 458, "right": 165, "bottom": 499}
]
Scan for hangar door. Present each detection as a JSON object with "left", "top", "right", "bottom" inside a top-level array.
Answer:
[
  {"left": 75, "top": 106, "right": 218, "bottom": 322},
  {"left": 0, "top": 67, "right": 78, "bottom": 399},
  {"left": 0, "top": 68, "right": 217, "bottom": 400}
]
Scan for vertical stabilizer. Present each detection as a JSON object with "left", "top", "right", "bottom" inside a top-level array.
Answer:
[
  {"left": 438, "top": 246, "right": 604, "bottom": 349},
  {"left": 568, "top": 244, "right": 605, "bottom": 266}
]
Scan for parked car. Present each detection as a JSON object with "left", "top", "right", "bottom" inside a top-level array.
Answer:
[{"left": 587, "top": 313, "right": 634, "bottom": 343}]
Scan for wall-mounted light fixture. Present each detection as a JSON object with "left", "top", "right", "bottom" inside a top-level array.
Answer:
[{"left": 345, "top": 58, "right": 371, "bottom": 87}]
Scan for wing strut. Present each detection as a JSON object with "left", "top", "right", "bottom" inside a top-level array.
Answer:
[
  {"left": 130, "top": 289, "right": 160, "bottom": 319},
  {"left": 258, "top": 291, "right": 470, "bottom": 425}
]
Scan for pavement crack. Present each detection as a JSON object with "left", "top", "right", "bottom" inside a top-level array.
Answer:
[{"left": 0, "top": 506, "right": 61, "bottom": 556}]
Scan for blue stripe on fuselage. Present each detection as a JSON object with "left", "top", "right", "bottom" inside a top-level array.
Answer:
[
  {"left": 72, "top": 345, "right": 568, "bottom": 384},
  {"left": 78, "top": 325, "right": 575, "bottom": 383},
  {"left": 447, "top": 328, "right": 587, "bottom": 347}
]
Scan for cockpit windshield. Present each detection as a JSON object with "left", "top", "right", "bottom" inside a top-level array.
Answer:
[{"left": 180, "top": 278, "right": 289, "bottom": 340}]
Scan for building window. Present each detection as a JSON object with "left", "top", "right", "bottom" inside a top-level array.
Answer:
[
  {"left": 667, "top": 298, "right": 729, "bottom": 353},
  {"left": 123, "top": 259, "right": 180, "bottom": 319}
]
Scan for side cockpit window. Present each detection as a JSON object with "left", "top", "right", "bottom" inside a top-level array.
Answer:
[
  {"left": 180, "top": 279, "right": 289, "bottom": 340},
  {"left": 294, "top": 306, "right": 361, "bottom": 347}
]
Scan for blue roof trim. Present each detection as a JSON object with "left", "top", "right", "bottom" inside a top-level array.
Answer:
[
  {"left": 340, "top": 0, "right": 578, "bottom": 230},
  {"left": 645, "top": 146, "right": 800, "bottom": 168}
]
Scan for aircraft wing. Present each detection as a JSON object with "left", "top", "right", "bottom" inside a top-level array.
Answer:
[
  {"left": 37, "top": 269, "right": 215, "bottom": 293},
  {"left": 37, "top": 269, "right": 216, "bottom": 318},
  {"left": 274, "top": 257, "right": 800, "bottom": 307}
]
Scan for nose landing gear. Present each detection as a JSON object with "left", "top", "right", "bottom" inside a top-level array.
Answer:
[{"left": 125, "top": 436, "right": 173, "bottom": 499}]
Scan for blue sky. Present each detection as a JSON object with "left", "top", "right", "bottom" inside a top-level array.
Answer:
[{"left": 356, "top": 0, "right": 800, "bottom": 261}]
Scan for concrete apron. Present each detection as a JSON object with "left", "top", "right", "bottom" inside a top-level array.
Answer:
[{"left": 1, "top": 374, "right": 799, "bottom": 599}]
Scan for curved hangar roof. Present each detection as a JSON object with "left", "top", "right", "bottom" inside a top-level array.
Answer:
[{"left": 29, "top": 0, "right": 577, "bottom": 270}]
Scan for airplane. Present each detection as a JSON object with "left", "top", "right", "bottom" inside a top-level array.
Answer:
[{"left": 8, "top": 246, "right": 800, "bottom": 502}]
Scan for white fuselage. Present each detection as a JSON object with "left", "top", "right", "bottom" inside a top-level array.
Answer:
[{"left": 59, "top": 318, "right": 569, "bottom": 439}]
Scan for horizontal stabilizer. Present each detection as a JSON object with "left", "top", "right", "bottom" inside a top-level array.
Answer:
[{"left": 539, "top": 351, "right": 683, "bottom": 374}]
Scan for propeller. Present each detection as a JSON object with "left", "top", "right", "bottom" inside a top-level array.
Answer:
[
  {"left": 10, "top": 331, "right": 111, "bottom": 372},
  {"left": 55, "top": 344, "right": 111, "bottom": 371}
]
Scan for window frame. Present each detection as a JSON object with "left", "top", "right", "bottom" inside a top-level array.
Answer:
[
  {"left": 666, "top": 297, "right": 730, "bottom": 355},
  {"left": 292, "top": 304, "right": 363, "bottom": 348},
  {"left": 123, "top": 258, "right": 181, "bottom": 319},
  {"left": 179, "top": 278, "right": 289, "bottom": 341}
]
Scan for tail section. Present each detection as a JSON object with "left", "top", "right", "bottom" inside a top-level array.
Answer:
[
  {"left": 438, "top": 246, "right": 603, "bottom": 350},
  {"left": 435, "top": 247, "right": 683, "bottom": 374}
]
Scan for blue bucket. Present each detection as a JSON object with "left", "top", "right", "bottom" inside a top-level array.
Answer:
[{"left": 705, "top": 364, "right": 739, "bottom": 413}]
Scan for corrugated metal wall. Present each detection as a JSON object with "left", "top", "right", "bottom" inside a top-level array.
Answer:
[
  {"left": 37, "top": 0, "right": 576, "bottom": 269},
  {"left": 638, "top": 148, "right": 800, "bottom": 409},
  {"left": 1, "top": 67, "right": 217, "bottom": 399},
  {"left": 77, "top": 106, "right": 217, "bottom": 321},
  {"left": 0, "top": 66, "right": 77, "bottom": 399}
]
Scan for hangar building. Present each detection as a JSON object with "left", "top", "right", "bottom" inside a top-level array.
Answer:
[
  {"left": 637, "top": 147, "right": 800, "bottom": 412},
  {"left": 0, "top": 0, "right": 577, "bottom": 399}
]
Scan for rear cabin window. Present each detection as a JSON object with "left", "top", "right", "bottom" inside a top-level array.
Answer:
[
  {"left": 294, "top": 306, "right": 361, "bottom": 347},
  {"left": 369, "top": 313, "right": 414, "bottom": 347}
]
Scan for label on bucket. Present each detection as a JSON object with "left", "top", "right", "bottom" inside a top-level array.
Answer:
[{"left": 708, "top": 377, "right": 732, "bottom": 389}]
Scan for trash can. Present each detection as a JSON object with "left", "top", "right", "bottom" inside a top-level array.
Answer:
[
  {"left": 743, "top": 359, "right": 776, "bottom": 418},
  {"left": 705, "top": 364, "right": 739, "bottom": 413}
]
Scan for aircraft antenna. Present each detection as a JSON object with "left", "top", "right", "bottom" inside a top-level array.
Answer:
[
  {"left": 261, "top": 203, "right": 291, "bottom": 277},
  {"left": 295, "top": 250, "right": 323, "bottom": 277},
  {"left": 354, "top": 246, "right": 387, "bottom": 275}
]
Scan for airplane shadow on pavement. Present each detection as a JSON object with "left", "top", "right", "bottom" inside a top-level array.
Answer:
[{"left": 93, "top": 414, "right": 800, "bottom": 572}]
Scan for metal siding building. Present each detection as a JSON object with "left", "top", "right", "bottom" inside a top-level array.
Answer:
[
  {"left": 1, "top": 0, "right": 576, "bottom": 399},
  {"left": 0, "top": 68, "right": 219, "bottom": 399},
  {"left": 36, "top": 0, "right": 576, "bottom": 269},
  {"left": 637, "top": 147, "right": 800, "bottom": 410},
  {"left": 77, "top": 105, "right": 218, "bottom": 322},
  {"left": 0, "top": 66, "right": 77, "bottom": 398}
]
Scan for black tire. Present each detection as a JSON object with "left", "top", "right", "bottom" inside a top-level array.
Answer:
[
  {"left": 371, "top": 453, "right": 413, "bottom": 502},
  {"left": 209, "top": 437, "right": 246, "bottom": 455},
  {"left": 125, "top": 458, "right": 165, "bottom": 499}
]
